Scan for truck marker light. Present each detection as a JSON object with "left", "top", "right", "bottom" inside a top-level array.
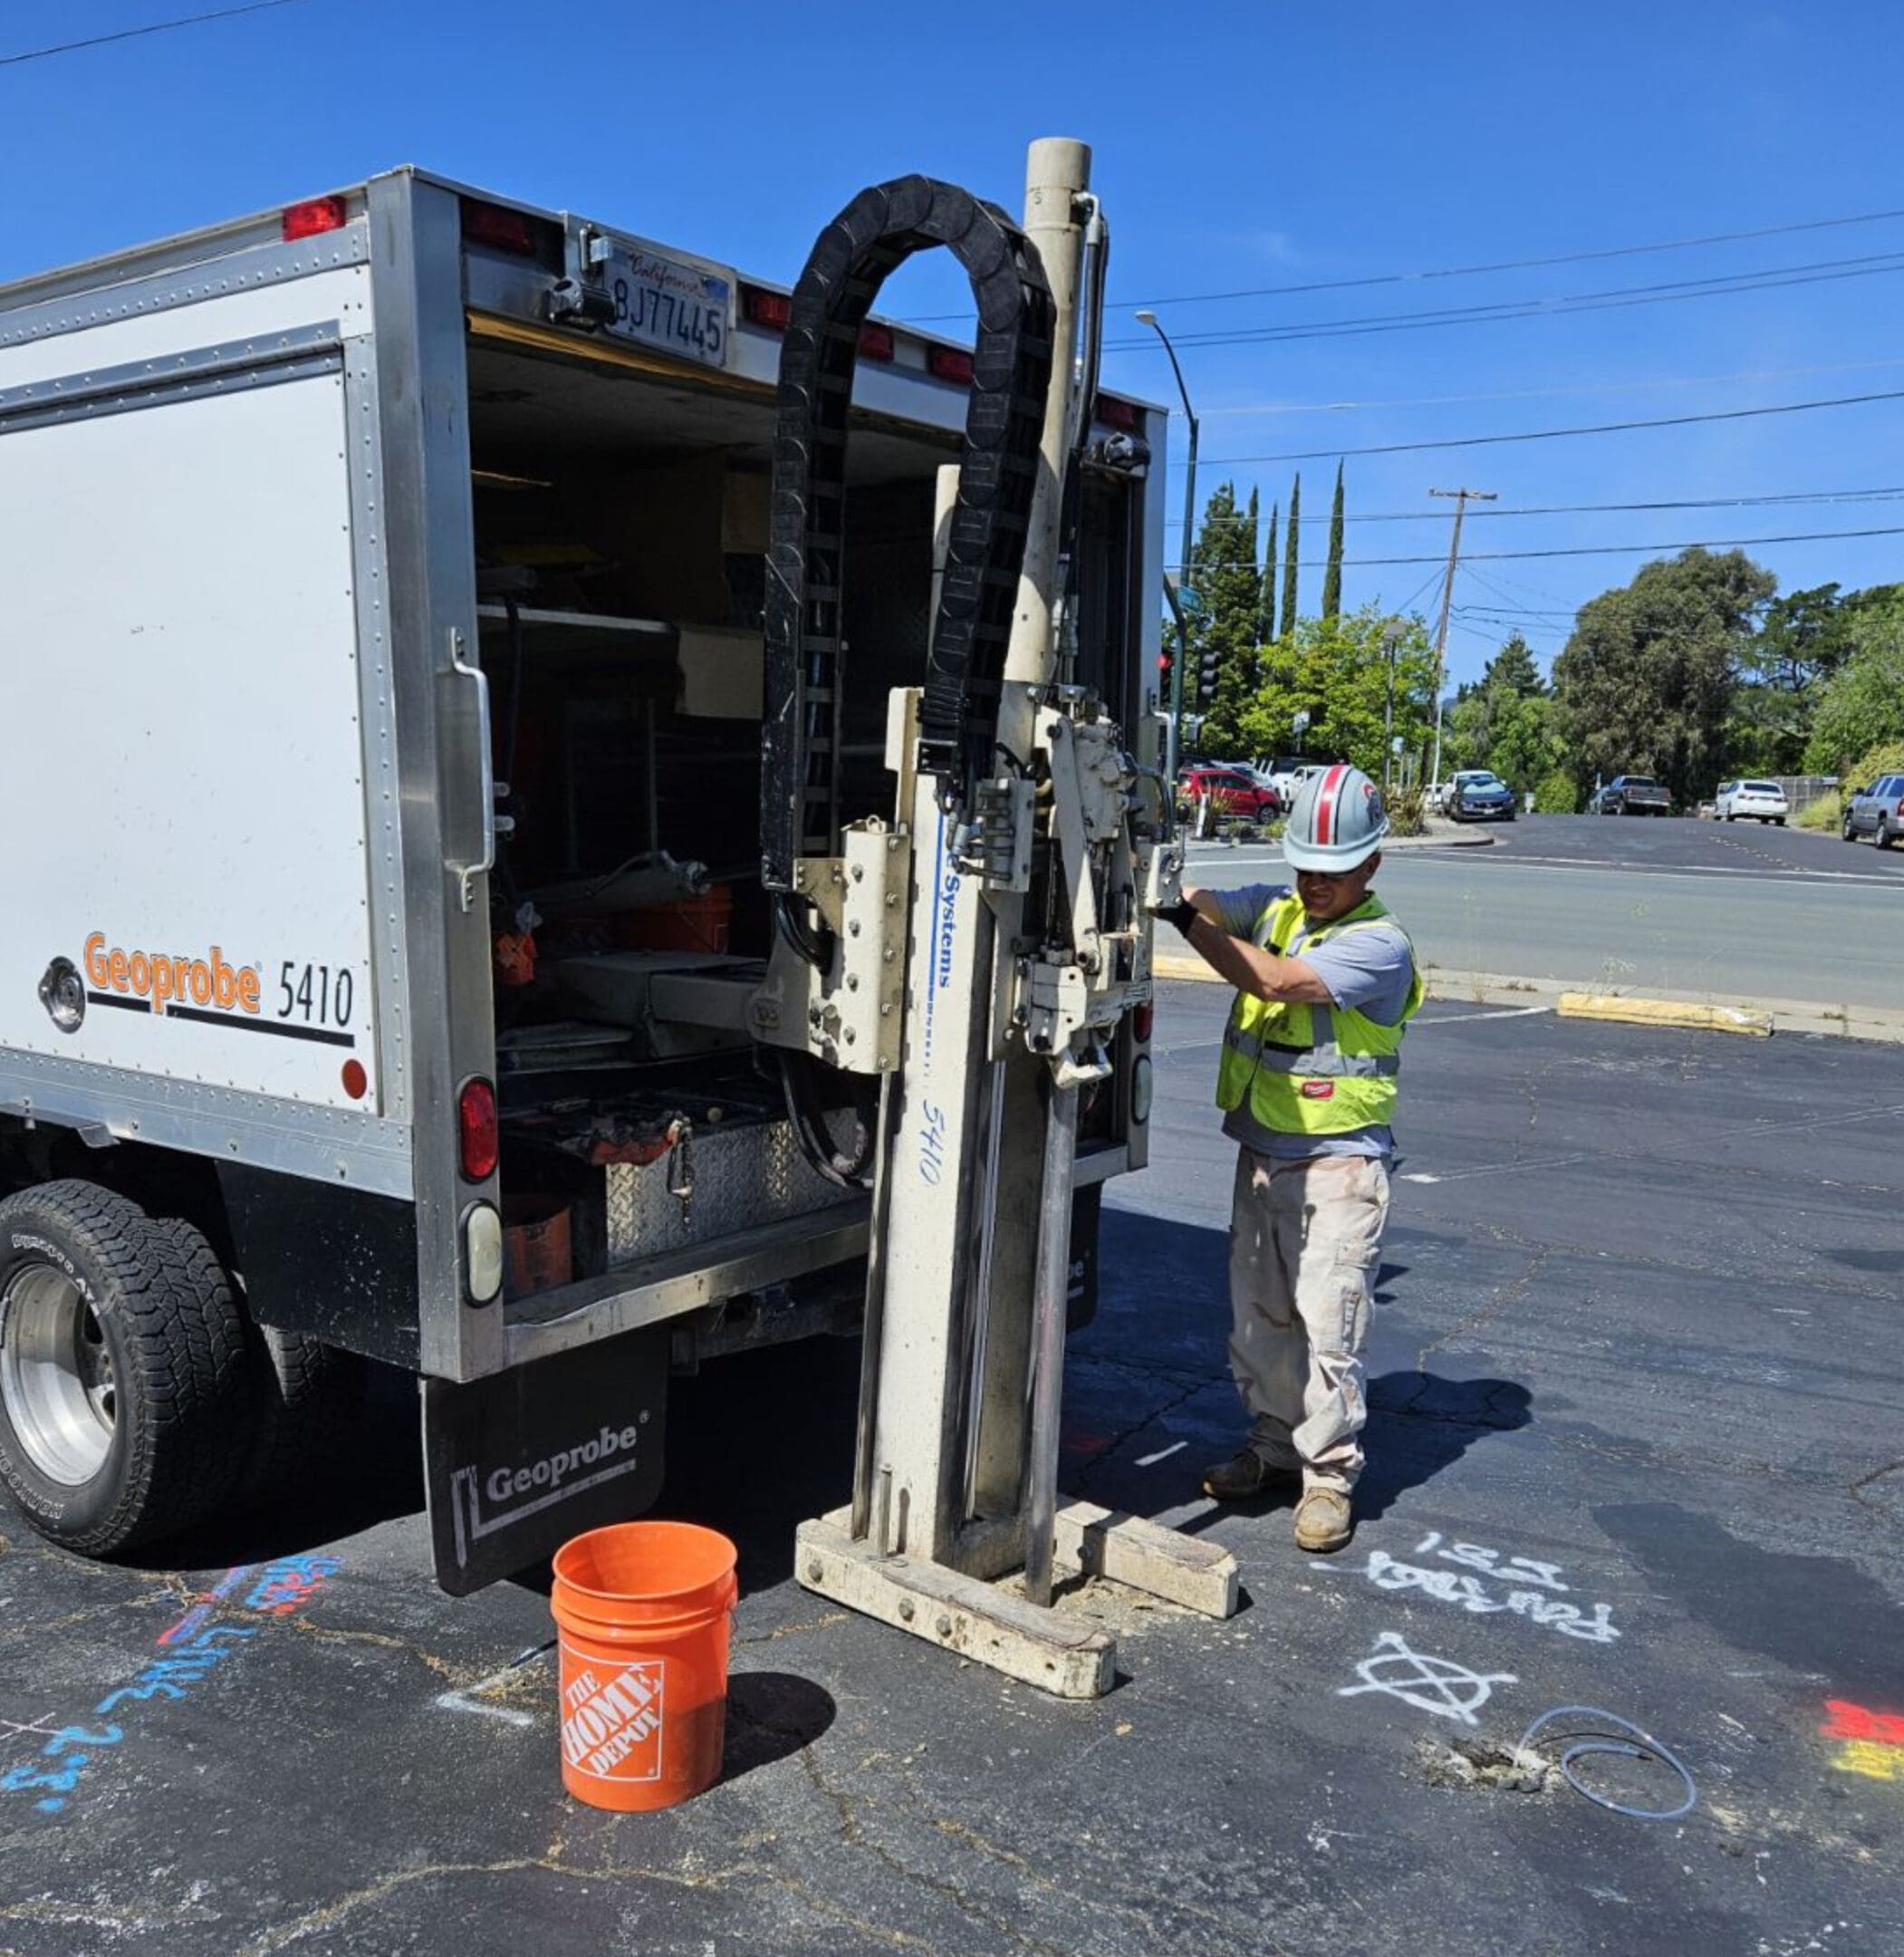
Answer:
[
  {"left": 457, "top": 1077, "right": 499, "bottom": 1181},
  {"left": 341, "top": 1059, "right": 368, "bottom": 1101},
  {"left": 927, "top": 345, "right": 975, "bottom": 384},
  {"left": 465, "top": 1202, "right": 505, "bottom": 1305},
  {"left": 1132, "top": 1054, "right": 1155, "bottom": 1124},
  {"left": 740, "top": 284, "right": 793, "bottom": 331},
  {"left": 460, "top": 200, "right": 542, "bottom": 256},
  {"left": 281, "top": 196, "right": 347, "bottom": 242},
  {"left": 1132, "top": 1002, "right": 1154, "bottom": 1044}
]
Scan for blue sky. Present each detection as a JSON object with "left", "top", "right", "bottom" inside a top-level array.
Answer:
[{"left": 5, "top": 0, "right": 1900, "bottom": 685}]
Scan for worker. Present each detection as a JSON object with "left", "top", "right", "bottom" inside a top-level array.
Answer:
[{"left": 1155, "top": 763, "right": 1422, "bottom": 1553}]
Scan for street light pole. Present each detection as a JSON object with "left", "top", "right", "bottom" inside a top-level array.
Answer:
[{"left": 1136, "top": 310, "right": 1198, "bottom": 776}]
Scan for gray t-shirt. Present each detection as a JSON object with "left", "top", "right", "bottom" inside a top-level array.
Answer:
[{"left": 1210, "top": 883, "right": 1415, "bottom": 1161}]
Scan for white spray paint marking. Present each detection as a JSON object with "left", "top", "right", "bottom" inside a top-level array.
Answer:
[
  {"left": 1360, "top": 1533, "right": 1620, "bottom": 1644},
  {"left": 1338, "top": 1631, "right": 1516, "bottom": 1727},
  {"left": 434, "top": 1641, "right": 554, "bottom": 1728},
  {"left": 1415, "top": 1005, "right": 1553, "bottom": 1026},
  {"left": 1399, "top": 1171, "right": 1440, "bottom": 1183},
  {"left": 1134, "top": 1441, "right": 1188, "bottom": 1468}
]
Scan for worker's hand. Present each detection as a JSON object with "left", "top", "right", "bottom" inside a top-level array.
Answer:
[{"left": 1152, "top": 898, "right": 1200, "bottom": 937}]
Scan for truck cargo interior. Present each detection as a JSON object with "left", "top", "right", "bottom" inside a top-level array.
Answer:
[
  {"left": 459, "top": 324, "right": 1140, "bottom": 1310},
  {"left": 463, "top": 327, "right": 947, "bottom": 1305}
]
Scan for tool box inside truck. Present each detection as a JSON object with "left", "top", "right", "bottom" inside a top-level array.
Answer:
[{"left": 0, "top": 168, "right": 1162, "bottom": 1587}]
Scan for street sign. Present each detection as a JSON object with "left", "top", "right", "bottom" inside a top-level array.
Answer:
[{"left": 1292, "top": 709, "right": 1311, "bottom": 735}]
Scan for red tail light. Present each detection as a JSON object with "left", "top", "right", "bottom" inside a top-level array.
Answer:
[
  {"left": 858, "top": 322, "right": 895, "bottom": 361},
  {"left": 927, "top": 345, "right": 975, "bottom": 384},
  {"left": 282, "top": 196, "right": 347, "bottom": 242},
  {"left": 457, "top": 1077, "right": 499, "bottom": 1182},
  {"left": 1094, "top": 393, "right": 1140, "bottom": 432},
  {"left": 1132, "top": 1003, "right": 1155, "bottom": 1044}
]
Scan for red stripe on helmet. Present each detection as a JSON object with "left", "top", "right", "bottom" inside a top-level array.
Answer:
[{"left": 1313, "top": 764, "right": 1350, "bottom": 846}]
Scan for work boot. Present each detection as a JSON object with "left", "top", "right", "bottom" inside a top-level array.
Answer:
[
  {"left": 1202, "top": 1450, "right": 1299, "bottom": 1503},
  {"left": 1293, "top": 1485, "right": 1353, "bottom": 1553}
]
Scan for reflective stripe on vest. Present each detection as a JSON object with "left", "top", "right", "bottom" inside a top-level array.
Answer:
[{"left": 1215, "top": 892, "right": 1422, "bottom": 1136}]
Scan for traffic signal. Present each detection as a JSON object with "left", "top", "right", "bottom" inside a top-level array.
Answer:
[{"left": 1198, "top": 643, "right": 1220, "bottom": 704}]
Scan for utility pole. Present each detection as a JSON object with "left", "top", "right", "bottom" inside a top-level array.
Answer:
[{"left": 1428, "top": 487, "right": 1495, "bottom": 789}]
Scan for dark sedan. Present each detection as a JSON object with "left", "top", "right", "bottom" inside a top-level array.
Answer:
[{"left": 1447, "top": 770, "right": 1517, "bottom": 822}]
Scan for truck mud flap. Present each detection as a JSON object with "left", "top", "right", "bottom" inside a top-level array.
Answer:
[{"left": 422, "top": 1329, "right": 668, "bottom": 1595}]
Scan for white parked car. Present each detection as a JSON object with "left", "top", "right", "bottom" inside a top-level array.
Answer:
[{"left": 1715, "top": 779, "right": 1790, "bottom": 825}]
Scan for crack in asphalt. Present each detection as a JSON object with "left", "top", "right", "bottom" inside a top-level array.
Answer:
[
  {"left": 1072, "top": 1371, "right": 1225, "bottom": 1485},
  {"left": 234, "top": 1847, "right": 754, "bottom": 1956},
  {"left": 798, "top": 1746, "right": 1074, "bottom": 1957},
  {"left": 1415, "top": 1248, "right": 1549, "bottom": 1369}
]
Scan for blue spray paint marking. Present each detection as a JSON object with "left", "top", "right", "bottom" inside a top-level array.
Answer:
[{"left": 2, "top": 1553, "right": 341, "bottom": 1815}]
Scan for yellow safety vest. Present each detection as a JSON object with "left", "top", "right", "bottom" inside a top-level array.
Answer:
[{"left": 1215, "top": 892, "right": 1423, "bottom": 1137}]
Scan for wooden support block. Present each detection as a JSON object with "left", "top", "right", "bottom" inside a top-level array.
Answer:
[
  {"left": 794, "top": 1509, "right": 1117, "bottom": 1699},
  {"left": 1053, "top": 1499, "right": 1240, "bottom": 1619}
]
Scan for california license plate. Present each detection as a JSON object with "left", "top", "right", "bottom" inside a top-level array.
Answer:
[{"left": 600, "top": 244, "right": 731, "bottom": 369}]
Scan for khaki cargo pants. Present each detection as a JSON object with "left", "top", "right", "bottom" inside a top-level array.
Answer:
[{"left": 1226, "top": 1148, "right": 1390, "bottom": 1493}]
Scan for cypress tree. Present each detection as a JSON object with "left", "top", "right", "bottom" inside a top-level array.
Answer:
[
  {"left": 1260, "top": 501, "right": 1278, "bottom": 643},
  {"left": 1278, "top": 473, "right": 1301, "bottom": 639},
  {"left": 1322, "top": 460, "right": 1345, "bottom": 620}
]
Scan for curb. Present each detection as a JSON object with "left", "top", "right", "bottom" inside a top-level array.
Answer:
[
  {"left": 1556, "top": 993, "right": 1771, "bottom": 1038},
  {"left": 1151, "top": 956, "right": 1904, "bottom": 1045}
]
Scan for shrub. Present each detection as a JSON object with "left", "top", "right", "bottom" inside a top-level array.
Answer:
[
  {"left": 1797, "top": 790, "right": 1841, "bottom": 832},
  {"left": 1847, "top": 737, "right": 1904, "bottom": 793},
  {"left": 1534, "top": 769, "right": 1578, "bottom": 814},
  {"left": 1387, "top": 786, "right": 1425, "bottom": 836}
]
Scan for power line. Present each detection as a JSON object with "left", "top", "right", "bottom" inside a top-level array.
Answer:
[
  {"left": 1166, "top": 520, "right": 1904, "bottom": 573},
  {"left": 1205, "top": 387, "right": 1904, "bottom": 465},
  {"left": 1104, "top": 251, "right": 1904, "bottom": 353},
  {"left": 0, "top": 0, "right": 303, "bottom": 67},
  {"left": 1197, "top": 356, "right": 1904, "bottom": 419},
  {"left": 908, "top": 205, "right": 1904, "bottom": 322},
  {"left": 1168, "top": 485, "right": 1904, "bottom": 532}
]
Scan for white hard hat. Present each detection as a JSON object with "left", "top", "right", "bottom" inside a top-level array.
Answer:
[{"left": 1284, "top": 763, "right": 1389, "bottom": 872}]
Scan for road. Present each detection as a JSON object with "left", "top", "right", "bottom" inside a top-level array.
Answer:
[
  {"left": 4, "top": 994, "right": 1901, "bottom": 1954},
  {"left": 1188, "top": 814, "right": 1904, "bottom": 1010}
]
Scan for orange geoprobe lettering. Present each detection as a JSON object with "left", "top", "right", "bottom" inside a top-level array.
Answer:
[{"left": 81, "top": 932, "right": 262, "bottom": 1017}]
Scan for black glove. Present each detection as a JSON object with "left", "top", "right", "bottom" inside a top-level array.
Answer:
[{"left": 1156, "top": 899, "right": 1200, "bottom": 937}]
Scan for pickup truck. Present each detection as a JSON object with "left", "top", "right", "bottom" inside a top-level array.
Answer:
[{"left": 1590, "top": 776, "right": 1673, "bottom": 816}]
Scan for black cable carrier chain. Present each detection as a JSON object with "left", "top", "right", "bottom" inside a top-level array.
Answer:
[{"left": 760, "top": 174, "right": 1056, "bottom": 892}]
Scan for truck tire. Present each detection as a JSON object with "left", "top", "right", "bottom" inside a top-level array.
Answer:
[
  {"left": 0, "top": 1181, "right": 251, "bottom": 1555},
  {"left": 239, "top": 1326, "right": 366, "bottom": 1505}
]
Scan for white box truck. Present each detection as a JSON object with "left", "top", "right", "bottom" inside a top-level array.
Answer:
[{"left": 0, "top": 161, "right": 1163, "bottom": 1589}]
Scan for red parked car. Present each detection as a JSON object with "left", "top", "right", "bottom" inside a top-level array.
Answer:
[{"left": 1178, "top": 765, "right": 1282, "bottom": 823}]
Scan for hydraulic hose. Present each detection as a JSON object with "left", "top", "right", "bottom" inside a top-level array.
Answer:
[{"left": 760, "top": 174, "right": 1056, "bottom": 891}]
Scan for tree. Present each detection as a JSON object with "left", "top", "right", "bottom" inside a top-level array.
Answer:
[
  {"left": 1180, "top": 480, "right": 1263, "bottom": 757},
  {"left": 1278, "top": 473, "right": 1301, "bottom": 640},
  {"left": 1236, "top": 605, "right": 1436, "bottom": 774},
  {"left": 1260, "top": 502, "right": 1278, "bottom": 644},
  {"left": 1441, "top": 634, "right": 1561, "bottom": 791},
  {"left": 1803, "top": 588, "right": 1904, "bottom": 776},
  {"left": 1322, "top": 461, "right": 1345, "bottom": 621},
  {"left": 1552, "top": 548, "right": 1774, "bottom": 806},
  {"left": 1484, "top": 631, "right": 1543, "bottom": 699},
  {"left": 1728, "top": 582, "right": 1858, "bottom": 774}
]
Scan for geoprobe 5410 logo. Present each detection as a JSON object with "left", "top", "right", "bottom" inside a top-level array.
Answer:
[{"left": 38, "top": 933, "right": 359, "bottom": 1055}]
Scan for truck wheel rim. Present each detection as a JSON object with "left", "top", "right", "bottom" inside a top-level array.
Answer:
[{"left": 0, "top": 1265, "right": 115, "bottom": 1484}]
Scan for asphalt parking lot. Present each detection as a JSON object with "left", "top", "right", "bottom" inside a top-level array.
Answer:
[{"left": 5, "top": 984, "right": 1902, "bottom": 1956}]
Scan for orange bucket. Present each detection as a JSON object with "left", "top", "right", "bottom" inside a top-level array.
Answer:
[
  {"left": 502, "top": 1197, "right": 572, "bottom": 1301},
  {"left": 550, "top": 1520, "right": 738, "bottom": 1811}
]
